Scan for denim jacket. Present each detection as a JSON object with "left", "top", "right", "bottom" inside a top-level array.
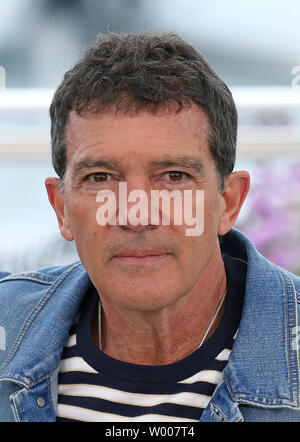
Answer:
[{"left": 0, "top": 228, "right": 300, "bottom": 422}]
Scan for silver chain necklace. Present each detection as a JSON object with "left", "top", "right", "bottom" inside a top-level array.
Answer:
[
  {"left": 197, "top": 289, "right": 227, "bottom": 348},
  {"left": 98, "top": 289, "right": 227, "bottom": 350}
]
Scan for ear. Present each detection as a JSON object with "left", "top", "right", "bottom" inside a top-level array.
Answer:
[
  {"left": 218, "top": 171, "right": 250, "bottom": 236},
  {"left": 45, "top": 177, "right": 74, "bottom": 241}
]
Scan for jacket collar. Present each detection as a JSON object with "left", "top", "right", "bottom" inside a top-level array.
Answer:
[
  {"left": 0, "top": 262, "right": 92, "bottom": 387},
  {"left": 220, "top": 229, "right": 300, "bottom": 410}
]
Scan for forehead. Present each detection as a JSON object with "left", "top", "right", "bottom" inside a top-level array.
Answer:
[{"left": 65, "top": 105, "right": 211, "bottom": 167}]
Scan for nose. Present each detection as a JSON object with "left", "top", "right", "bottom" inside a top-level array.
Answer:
[{"left": 116, "top": 178, "right": 158, "bottom": 232}]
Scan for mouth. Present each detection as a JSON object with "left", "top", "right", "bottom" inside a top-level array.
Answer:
[{"left": 113, "top": 250, "right": 170, "bottom": 263}]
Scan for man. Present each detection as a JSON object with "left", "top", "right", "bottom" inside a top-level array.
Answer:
[{"left": 0, "top": 32, "right": 300, "bottom": 423}]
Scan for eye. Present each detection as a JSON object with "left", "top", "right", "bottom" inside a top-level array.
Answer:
[
  {"left": 87, "top": 172, "right": 112, "bottom": 183},
  {"left": 164, "top": 171, "right": 189, "bottom": 182}
]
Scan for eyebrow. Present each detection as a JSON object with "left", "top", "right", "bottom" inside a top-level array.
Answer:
[
  {"left": 149, "top": 157, "right": 205, "bottom": 175},
  {"left": 72, "top": 159, "right": 121, "bottom": 180},
  {"left": 71, "top": 156, "right": 205, "bottom": 180}
]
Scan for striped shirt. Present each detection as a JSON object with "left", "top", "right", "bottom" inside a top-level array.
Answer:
[{"left": 56, "top": 256, "right": 246, "bottom": 422}]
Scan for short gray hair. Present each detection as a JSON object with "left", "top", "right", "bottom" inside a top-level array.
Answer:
[{"left": 50, "top": 31, "right": 237, "bottom": 191}]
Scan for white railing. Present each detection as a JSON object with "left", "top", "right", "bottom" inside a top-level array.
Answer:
[{"left": 1, "top": 87, "right": 300, "bottom": 156}]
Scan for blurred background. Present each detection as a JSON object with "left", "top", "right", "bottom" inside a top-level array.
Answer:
[{"left": 0, "top": 0, "right": 300, "bottom": 274}]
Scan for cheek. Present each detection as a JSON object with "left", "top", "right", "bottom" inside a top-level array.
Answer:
[
  {"left": 176, "top": 192, "right": 220, "bottom": 273},
  {"left": 67, "top": 193, "right": 97, "bottom": 227},
  {"left": 173, "top": 229, "right": 212, "bottom": 283},
  {"left": 66, "top": 196, "right": 102, "bottom": 250}
]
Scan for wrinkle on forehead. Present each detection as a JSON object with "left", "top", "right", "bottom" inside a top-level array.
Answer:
[{"left": 65, "top": 105, "right": 210, "bottom": 169}]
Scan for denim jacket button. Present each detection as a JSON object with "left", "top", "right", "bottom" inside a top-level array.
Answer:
[{"left": 36, "top": 397, "right": 46, "bottom": 408}]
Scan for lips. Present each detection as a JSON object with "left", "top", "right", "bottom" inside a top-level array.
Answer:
[
  {"left": 115, "top": 250, "right": 168, "bottom": 258},
  {"left": 113, "top": 250, "right": 170, "bottom": 263}
]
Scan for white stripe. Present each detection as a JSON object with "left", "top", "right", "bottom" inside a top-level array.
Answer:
[
  {"left": 56, "top": 404, "right": 197, "bottom": 422},
  {"left": 215, "top": 348, "right": 231, "bottom": 361},
  {"left": 59, "top": 357, "right": 98, "bottom": 374},
  {"left": 58, "top": 383, "right": 210, "bottom": 409},
  {"left": 179, "top": 370, "right": 223, "bottom": 385},
  {"left": 65, "top": 334, "right": 76, "bottom": 347}
]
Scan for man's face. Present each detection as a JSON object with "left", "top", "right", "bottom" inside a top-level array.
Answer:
[{"left": 59, "top": 105, "right": 226, "bottom": 311}]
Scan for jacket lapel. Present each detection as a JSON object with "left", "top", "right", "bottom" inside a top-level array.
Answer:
[{"left": 201, "top": 229, "right": 300, "bottom": 421}]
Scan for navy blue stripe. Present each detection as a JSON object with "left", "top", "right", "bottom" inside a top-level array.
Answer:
[
  {"left": 61, "top": 344, "right": 79, "bottom": 359},
  {"left": 69, "top": 323, "right": 78, "bottom": 334},
  {"left": 58, "top": 369, "right": 222, "bottom": 396},
  {"left": 60, "top": 348, "right": 230, "bottom": 378},
  {"left": 56, "top": 417, "right": 75, "bottom": 422},
  {"left": 56, "top": 416, "right": 75, "bottom": 422},
  {"left": 57, "top": 395, "right": 203, "bottom": 420}
]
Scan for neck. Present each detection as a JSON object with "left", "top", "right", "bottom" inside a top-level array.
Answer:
[{"left": 92, "top": 247, "right": 227, "bottom": 365}]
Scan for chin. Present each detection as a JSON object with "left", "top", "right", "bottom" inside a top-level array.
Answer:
[{"left": 100, "top": 279, "right": 186, "bottom": 312}]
